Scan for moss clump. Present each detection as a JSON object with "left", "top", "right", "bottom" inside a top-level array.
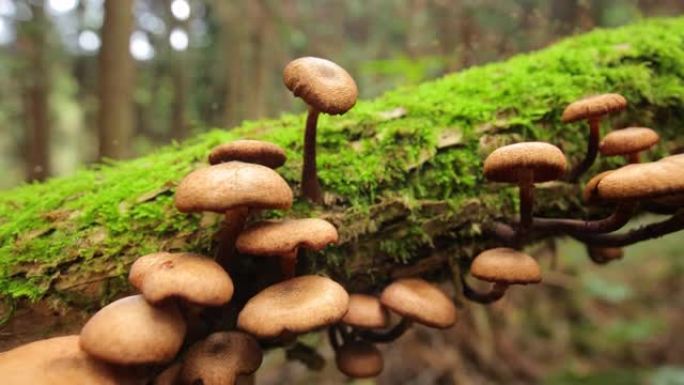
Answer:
[{"left": 1, "top": 18, "right": 684, "bottom": 312}]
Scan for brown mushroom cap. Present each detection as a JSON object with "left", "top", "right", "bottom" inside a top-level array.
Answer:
[
  {"left": 341, "top": 294, "right": 390, "bottom": 330},
  {"left": 0, "top": 336, "right": 146, "bottom": 385},
  {"left": 283, "top": 57, "right": 358, "bottom": 115},
  {"left": 470, "top": 248, "right": 542, "bottom": 284},
  {"left": 179, "top": 332, "right": 262, "bottom": 385},
  {"left": 588, "top": 246, "right": 624, "bottom": 264},
  {"left": 208, "top": 140, "right": 287, "bottom": 168},
  {"left": 153, "top": 363, "right": 182, "bottom": 385},
  {"left": 583, "top": 170, "right": 614, "bottom": 203},
  {"left": 483, "top": 142, "right": 567, "bottom": 183},
  {"left": 561, "top": 93, "right": 627, "bottom": 123},
  {"left": 237, "top": 275, "right": 349, "bottom": 339},
  {"left": 335, "top": 341, "right": 384, "bottom": 379},
  {"left": 129, "top": 252, "right": 234, "bottom": 306},
  {"left": 597, "top": 158, "right": 684, "bottom": 201},
  {"left": 599, "top": 127, "right": 660, "bottom": 156},
  {"left": 380, "top": 278, "right": 457, "bottom": 329},
  {"left": 174, "top": 161, "right": 293, "bottom": 213},
  {"left": 236, "top": 218, "right": 338, "bottom": 257},
  {"left": 80, "top": 295, "right": 186, "bottom": 365}
]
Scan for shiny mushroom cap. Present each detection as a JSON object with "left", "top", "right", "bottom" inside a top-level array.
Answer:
[
  {"left": 237, "top": 275, "right": 349, "bottom": 339},
  {"left": 380, "top": 278, "right": 457, "bottom": 329},
  {"left": 179, "top": 332, "right": 262, "bottom": 385},
  {"left": 561, "top": 93, "right": 627, "bottom": 123},
  {"left": 470, "top": 248, "right": 542, "bottom": 284},
  {"left": 341, "top": 294, "right": 390, "bottom": 330},
  {"left": 483, "top": 142, "right": 567, "bottom": 183},
  {"left": 335, "top": 340, "right": 384, "bottom": 379},
  {"left": 174, "top": 161, "right": 293, "bottom": 213},
  {"left": 129, "top": 252, "right": 234, "bottom": 306},
  {"left": 597, "top": 157, "right": 684, "bottom": 201},
  {"left": 283, "top": 57, "right": 358, "bottom": 115},
  {"left": 80, "top": 295, "right": 186, "bottom": 365},
  {"left": 599, "top": 127, "right": 659, "bottom": 156},
  {"left": 588, "top": 246, "right": 624, "bottom": 264},
  {"left": 208, "top": 140, "right": 286, "bottom": 168},
  {"left": 0, "top": 336, "right": 146, "bottom": 385},
  {"left": 583, "top": 170, "right": 615, "bottom": 203},
  {"left": 236, "top": 218, "right": 338, "bottom": 257}
]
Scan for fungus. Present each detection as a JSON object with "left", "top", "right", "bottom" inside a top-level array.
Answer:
[
  {"left": 237, "top": 275, "right": 349, "bottom": 339},
  {"left": 599, "top": 127, "right": 659, "bottom": 163},
  {"left": 153, "top": 363, "right": 182, "bottom": 385},
  {"left": 235, "top": 218, "right": 339, "bottom": 278},
  {"left": 562, "top": 93, "right": 627, "bottom": 180},
  {"left": 179, "top": 332, "right": 262, "bottom": 385},
  {"left": 587, "top": 246, "right": 624, "bottom": 264},
  {"left": 129, "top": 252, "right": 234, "bottom": 306},
  {"left": 283, "top": 57, "right": 358, "bottom": 203},
  {"left": 462, "top": 248, "right": 541, "bottom": 304},
  {"left": 335, "top": 340, "right": 384, "bottom": 379},
  {"left": 208, "top": 139, "right": 286, "bottom": 168},
  {"left": 79, "top": 295, "right": 186, "bottom": 365},
  {"left": 596, "top": 156, "right": 684, "bottom": 201},
  {"left": 341, "top": 294, "right": 389, "bottom": 330}
]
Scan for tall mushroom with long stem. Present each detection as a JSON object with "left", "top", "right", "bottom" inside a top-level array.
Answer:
[
  {"left": 283, "top": 57, "right": 358, "bottom": 203},
  {"left": 562, "top": 93, "right": 627, "bottom": 181}
]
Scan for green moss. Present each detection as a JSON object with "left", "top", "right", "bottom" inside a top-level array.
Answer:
[{"left": 1, "top": 18, "right": 684, "bottom": 308}]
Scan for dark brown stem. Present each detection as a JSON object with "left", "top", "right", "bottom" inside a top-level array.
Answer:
[
  {"left": 628, "top": 152, "right": 640, "bottom": 164},
  {"left": 568, "top": 116, "right": 601, "bottom": 181},
  {"left": 359, "top": 318, "right": 413, "bottom": 343},
  {"left": 516, "top": 170, "right": 534, "bottom": 246},
  {"left": 574, "top": 212, "right": 684, "bottom": 247},
  {"left": 279, "top": 249, "right": 298, "bottom": 280},
  {"left": 302, "top": 106, "right": 322, "bottom": 203},
  {"left": 216, "top": 207, "right": 249, "bottom": 269},
  {"left": 461, "top": 275, "right": 509, "bottom": 304},
  {"left": 328, "top": 325, "right": 341, "bottom": 351},
  {"left": 530, "top": 202, "right": 636, "bottom": 234}
]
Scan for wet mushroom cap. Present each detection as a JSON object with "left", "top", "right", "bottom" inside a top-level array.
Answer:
[
  {"left": 0, "top": 336, "right": 143, "bottom": 385},
  {"left": 208, "top": 139, "right": 287, "bottom": 168},
  {"left": 174, "top": 161, "right": 293, "bottom": 213},
  {"left": 179, "top": 332, "right": 262, "bottom": 385},
  {"left": 80, "top": 295, "right": 186, "bottom": 365},
  {"left": 335, "top": 341, "right": 384, "bottom": 379},
  {"left": 380, "top": 278, "right": 457, "bottom": 329},
  {"left": 129, "top": 252, "right": 234, "bottom": 306},
  {"left": 599, "top": 127, "right": 659, "bottom": 156},
  {"left": 341, "top": 294, "right": 390, "bottom": 330},
  {"left": 583, "top": 170, "right": 614, "bottom": 203},
  {"left": 237, "top": 275, "right": 349, "bottom": 339},
  {"left": 483, "top": 142, "right": 567, "bottom": 183},
  {"left": 283, "top": 57, "right": 358, "bottom": 115},
  {"left": 470, "top": 248, "right": 542, "bottom": 284},
  {"left": 561, "top": 93, "right": 627, "bottom": 123},
  {"left": 236, "top": 218, "right": 339, "bottom": 256},
  {"left": 597, "top": 158, "right": 684, "bottom": 201}
]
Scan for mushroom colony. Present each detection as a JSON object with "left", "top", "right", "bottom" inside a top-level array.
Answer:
[{"left": 1, "top": 57, "right": 682, "bottom": 385}]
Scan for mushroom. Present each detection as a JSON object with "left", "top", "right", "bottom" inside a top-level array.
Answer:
[
  {"left": 0, "top": 335, "right": 148, "bottom": 385},
  {"left": 341, "top": 294, "right": 389, "bottom": 330},
  {"left": 237, "top": 275, "right": 349, "bottom": 339},
  {"left": 483, "top": 142, "right": 567, "bottom": 242},
  {"left": 208, "top": 139, "right": 286, "bottom": 168},
  {"left": 283, "top": 57, "right": 358, "bottom": 203},
  {"left": 561, "top": 93, "right": 627, "bottom": 180},
  {"left": 587, "top": 245, "right": 624, "bottom": 264},
  {"left": 235, "top": 218, "right": 339, "bottom": 278},
  {"left": 462, "top": 248, "right": 541, "bottom": 303},
  {"left": 153, "top": 363, "right": 182, "bottom": 385},
  {"left": 179, "top": 332, "right": 262, "bottom": 385},
  {"left": 583, "top": 170, "right": 614, "bottom": 204},
  {"left": 599, "top": 127, "right": 659, "bottom": 163},
  {"left": 79, "top": 295, "right": 186, "bottom": 365},
  {"left": 335, "top": 340, "right": 384, "bottom": 379},
  {"left": 129, "top": 252, "right": 234, "bottom": 306},
  {"left": 596, "top": 156, "right": 684, "bottom": 201}
]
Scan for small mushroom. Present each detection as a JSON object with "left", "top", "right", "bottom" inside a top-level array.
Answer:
[
  {"left": 79, "top": 295, "right": 186, "bottom": 365},
  {"left": 129, "top": 252, "right": 234, "bottom": 306},
  {"left": 235, "top": 218, "right": 339, "bottom": 279},
  {"left": 237, "top": 275, "right": 349, "bottom": 339},
  {"left": 562, "top": 93, "right": 627, "bottom": 180},
  {"left": 153, "top": 363, "right": 182, "bottom": 385},
  {"left": 599, "top": 127, "right": 659, "bottom": 163},
  {"left": 483, "top": 142, "right": 567, "bottom": 241},
  {"left": 583, "top": 170, "right": 614, "bottom": 204},
  {"left": 463, "top": 248, "right": 541, "bottom": 304},
  {"left": 341, "top": 294, "right": 389, "bottom": 330},
  {"left": 283, "top": 57, "right": 358, "bottom": 203},
  {"left": 179, "top": 332, "right": 262, "bottom": 385},
  {"left": 335, "top": 340, "right": 384, "bottom": 379},
  {"left": 587, "top": 245, "right": 624, "bottom": 264},
  {"left": 208, "top": 139, "right": 287, "bottom": 168}
]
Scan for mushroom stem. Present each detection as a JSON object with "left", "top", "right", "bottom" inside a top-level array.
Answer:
[
  {"left": 568, "top": 116, "right": 601, "bottom": 181},
  {"left": 359, "top": 318, "right": 413, "bottom": 344},
  {"left": 516, "top": 169, "right": 535, "bottom": 246},
  {"left": 574, "top": 211, "right": 684, "bottom": 247},
  {"left": 461, "top": 275, "right": 509, "bottom": 304},
  {"left": 328, "top": 325, "right": 342, "bottom": 352},
  {"left": 280, "top": 249, "right": 299, "bottom": 279},
  {"left": 216, "top": 207, "right": 249, "bottom": 269},
  {"left": 530, "top": 202, "right": 636, "bottom": 234},
  {"left": 627, "top": 152, "right": 640, "bottom": 164},
  {"left": 302, "top": 106, "right": 322, "bottom": 203}
]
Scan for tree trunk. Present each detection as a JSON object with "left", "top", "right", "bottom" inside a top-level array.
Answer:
[{"left": 97, "top": 0, "right": 135, "bottom": 159}]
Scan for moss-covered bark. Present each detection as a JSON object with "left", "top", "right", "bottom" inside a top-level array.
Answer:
[{"left": 1, "top": 18, "right": 683, "bottom": 334}]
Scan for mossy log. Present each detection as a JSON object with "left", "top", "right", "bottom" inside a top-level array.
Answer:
[{"left": 1, "top": 18, "right": 683, "bottom": 345}]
